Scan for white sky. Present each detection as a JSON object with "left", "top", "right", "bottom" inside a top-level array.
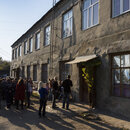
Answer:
[{"left": 0, "top": 0, "right": 59, "bottom": 61}]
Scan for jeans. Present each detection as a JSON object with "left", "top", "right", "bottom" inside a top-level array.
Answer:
[
  {"left": 39, "top": 99, "right": 47, "bottom": 116},
  {"left": 52, "top": 92, "right": 56, "bottom": 108},
  {"left": 63, "top": 93, "right": 70, "bottom": 109}
]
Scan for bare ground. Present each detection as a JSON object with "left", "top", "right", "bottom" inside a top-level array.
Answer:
[{"left": 0, "top": 96, "right": 121, "bottom": 130}]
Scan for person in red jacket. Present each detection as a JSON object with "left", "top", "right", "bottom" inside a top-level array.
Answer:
[{"left": 15, "top": 79, "right": 26, "bottom": 109}]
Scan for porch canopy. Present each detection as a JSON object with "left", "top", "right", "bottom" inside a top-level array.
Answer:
[{"left": 66, "top": 54, "right": 97, "bottom": 64}]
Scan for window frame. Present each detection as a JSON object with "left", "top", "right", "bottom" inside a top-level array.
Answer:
[
  {"left": 24, "top": 41, "right": 28, "bottom": 55},
  {"left": 29, "top": 37, "right": 33, "bottom": 53},
  {"left": 111, "top": 53, "right": 130, "bottom": 98},
  {"left": 15, "top": 48, "right": 18, "bottom": 59},
  {"left": 44, "top": 25, "right": 51, "bottom": 46},
  {"left": 62, "top": 9, "right": 73, "bottom": 38},
  {"left": 18, "top": 45, "right": 22, "bottom": 57},
  {"left": 33, "top": 64, "right": 37, "bottom": 81},
  {"left": 82, "top": 0, "right": 99, "bottom": 30},
  {"left": 112, "top": 0, "right": 130, "bottom": 17},
  {"left": 35, "top": 32, "right": 40, "bottom": 50},
  {"left": 12, "top": 50, "right": 15, "bottom": 60}
]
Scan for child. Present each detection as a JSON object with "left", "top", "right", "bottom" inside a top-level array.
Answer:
[{"left": 38, "top": 84, "right": 48, "bottom": 117}]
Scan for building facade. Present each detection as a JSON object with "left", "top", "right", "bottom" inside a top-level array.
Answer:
[{"left": 11, "top": 0, "right": 130, "bottom": 118}]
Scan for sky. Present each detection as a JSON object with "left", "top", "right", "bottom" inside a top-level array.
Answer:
[{"left": 0, "top": 0, "right": 59, "bottom": 61}]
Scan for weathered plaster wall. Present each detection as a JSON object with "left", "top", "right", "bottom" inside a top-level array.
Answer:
[{"left": 11, "top": 0, "right": 130, "bottom": 118}]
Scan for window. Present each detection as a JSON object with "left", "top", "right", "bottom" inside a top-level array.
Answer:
[
  {"left": 29, "top": 38, "right": 33, "bottom": 52},
  {"left": 22, "top": 66, "right": 25, "bottom": 79},
  {"left": 33, "top": 65, "right": 37, "bottom": 81},
  {"left": 44, "top": 25, "right": 51, "bottom": 46},
  {"left": 12, "top": 50, "right": 14, "bottom": 60},
  {"left": 15, "top": 48, "right": 18, "bottom": 59},
  {"left": 35, "top": 32, "right": 40, "bottom": 50},
  {"left": 112, "top": 0, "right": 130, "bottom": 17},
  {"left": 59, "top": 62, "right": 70, "bottom": 81},
  {"left": 82, "top": 0, "right": 99, "bottom": 30},
  {"left": 41, "top": 64, "right": 48, "bottom": 82},
  {"left": 18, "top": 45, "right": 22, "bottom": 57},
  {"left": 24, "top": 41, "right": 27, "bottom": 54},
  {"left": 27, "top": 66, "right": 30, "bottom": 79},
  {"left": 112, "top": 54, "right": 130, "bottom": 98},
  {"left": 63, "top": 9, "right": 73, "bottom": 38}
]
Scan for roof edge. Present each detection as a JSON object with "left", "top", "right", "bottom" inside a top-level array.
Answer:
[{"left": 11, "top": 0, "right": 62, "bottom": 48}]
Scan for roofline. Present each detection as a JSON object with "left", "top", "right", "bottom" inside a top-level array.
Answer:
[{"left": 11, "top": 0, "right": 62, "bottom": 48}]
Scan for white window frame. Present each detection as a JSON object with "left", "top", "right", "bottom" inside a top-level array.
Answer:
[
  {"left": 82, "top": 0, "right": 99, "bottom": 30},
  {"left": 44, "top": 25, "right": 51, "bottom": 46},
  {"left": 35, "top": 32, "right": 40, "bottom": 50},
  {"left": 29, "top": 37, "right": 33, "bottom": 52},
  {"left": 63, "top": 9, "right": 73, "bottom": 38},
  {"left": 24, "top": 41, "right": 27, "bottom": 55},
  {"left": 112, "top": 0, "right": 130, "bottom": 17}
]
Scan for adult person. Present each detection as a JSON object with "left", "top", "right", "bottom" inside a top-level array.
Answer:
[
  {"left": 25, "top": 79, "right": 33, "bottom": 108},
  {"left": 0, "top": 79, "right": 2, "bottom": 109},
  {"left": 62, "top": 75, "right": 73, "bottom": 110},
  {"left": 52, "top": 77, "right": 58, "bottom": 108},
  {"left": 11, "top": 78, "right": 17, "bottom": 105},
  {"left": 48, "top": 78, "right": 54, "bottom": 101},
  {"left": 5, "top": 78, "right": 13, "bottom": 109},
  {"left": 38, "top": 84, "right": 48, "bottom": 117},
  {"left": 15, "top": 79, "right": 26, "bottom": 110},
  {"left": 38, "top": 81, "right": 43, "bottom": 91}
]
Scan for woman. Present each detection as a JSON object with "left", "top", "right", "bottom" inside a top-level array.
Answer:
[{"left": 15, "top": 79, "right": 26, "bottom": 109}]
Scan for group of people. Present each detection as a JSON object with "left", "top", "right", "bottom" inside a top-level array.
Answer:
[
  {"left": 0, "top": 75, "right": 73, "bottom": 118},
  {"left": 0, "top": 77, "right": 33, "bottom": 109},
  {"left": 38, "top": 75, "right": 73, "bottom": 117}
]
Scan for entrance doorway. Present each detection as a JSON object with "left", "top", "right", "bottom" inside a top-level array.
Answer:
[{"left": 79, "top": 64, "right": 96, "bottom": 107}]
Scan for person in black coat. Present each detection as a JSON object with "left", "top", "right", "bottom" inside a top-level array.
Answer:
[
  {"left": 62, "top": 75, "right": 73, "bottom": 110},
  {"left": 52, "top": 77, "right": 58, "bottom": 108}
]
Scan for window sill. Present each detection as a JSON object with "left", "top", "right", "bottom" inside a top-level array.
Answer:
[
  {"left": 44, "top": 44, "right": 50, "bottom": 47},
  {"left": 111, "top": 95, "right": 130, "bottom": 99},
  {"left": 35, "top": 48, "right": 40, "bottom": 51},
  {"left": 82, "top": 23, "right": 100, "bottom": 31},
  {"left": 28, "top": 51, "right": 33, "bottom": 54},
  {"left": 112, "top": 10, "right": 130, "bottom": 19},
  {"left": 63, "top": 35, "right": 72, "bottom": 40}
]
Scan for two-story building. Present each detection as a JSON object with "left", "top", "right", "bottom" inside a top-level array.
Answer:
[{"left": 11, "top": 0, "right": 130, "bottom": 118}]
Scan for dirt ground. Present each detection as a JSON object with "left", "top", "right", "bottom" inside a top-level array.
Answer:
[{"left": 0, "top": 96, "right": 121, "bottom": 130}]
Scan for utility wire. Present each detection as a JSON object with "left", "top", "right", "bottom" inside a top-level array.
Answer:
[
  {"left": 0, "top": 51, "right": 11, "bottom": 59},
  {"left": 0, "top": 48, "right": 11, "bottom": 55}
]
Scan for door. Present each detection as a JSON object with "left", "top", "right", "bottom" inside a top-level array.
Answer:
[{"left": 79, "top": 64, "right": 96, "bottom": 107}]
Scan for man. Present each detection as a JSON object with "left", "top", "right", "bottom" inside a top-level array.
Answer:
[
  {"left": 52, "top": 77, "right": 58, "bottom": 108},
  {"left": 62, "top": 75, "right": 73, "bottom": 110}
]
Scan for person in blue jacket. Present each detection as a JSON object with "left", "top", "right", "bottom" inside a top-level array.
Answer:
[{"left": 38, "top": 84, "right": 48, "bottom": 117}]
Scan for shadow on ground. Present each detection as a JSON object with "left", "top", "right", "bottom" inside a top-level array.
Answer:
[{"left": 0, "top": 97, "right": 121, "bottom": 130}]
